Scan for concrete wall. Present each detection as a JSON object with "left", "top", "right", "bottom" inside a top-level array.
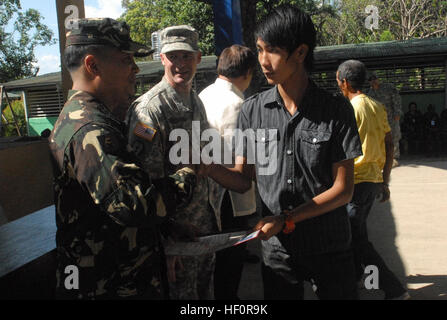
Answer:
[{"left": 0, "top": 139, "right": 54, "bottom": 224}]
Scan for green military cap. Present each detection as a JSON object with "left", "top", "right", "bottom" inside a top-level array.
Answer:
[
  {"left": 160, "top": 25, "right": 199, "bottom": 54},
  {"left": 66, "top": 18, "right": 153, "bottom": 57}
]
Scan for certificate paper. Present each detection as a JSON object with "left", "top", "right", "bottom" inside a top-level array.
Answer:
[{"left": 163, "top": 230, "right": 261, "bottom": 256}]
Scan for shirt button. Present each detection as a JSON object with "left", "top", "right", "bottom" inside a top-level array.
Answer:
[
  {"left": 312, "top": 138, "right": 317, "bottom": 143},
  {"left": 287, "top": 179, "right": 292, "bottom": 184},
  {"left": 287, "top": 150, "right": 293, "bottom": 155}
]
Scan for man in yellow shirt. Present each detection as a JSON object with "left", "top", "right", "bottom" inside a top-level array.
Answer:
[{"left": 336, "top": 60, "right": 409, "bottom": 300}]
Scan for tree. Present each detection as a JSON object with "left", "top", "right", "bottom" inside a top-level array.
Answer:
[
  {"left": 320, "top": 0, "right": 389, "bottom": 45},
  {"left": 381, "top": 0, "right": 447, "bottom": 40},
  {"left": 320, "top": 0, "right": 447, "bottom": 45},
  {"left": 0, "top": 0, "right": 55, "bottom": 83},
  {"left": 196, "top": 0, "right": 337, "bottom": 47},
  {"left": 121, "top": 0, "right": 215, "bottom": 57},
  {"left": 195, "top": 0, "right": 338, "bottom": 93}
]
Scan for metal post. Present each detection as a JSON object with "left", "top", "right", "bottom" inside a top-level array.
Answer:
[
  {"left": 55, "top": 0, "right": 85, "bottom": 104},
  {"left": 22, "top": 91, "right": 30, "bottom": 136}
]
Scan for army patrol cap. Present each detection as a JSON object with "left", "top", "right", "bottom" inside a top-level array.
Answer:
[
  {"left": 66, "top": 18, "right": 153, "bottom": 57},
  {"left": 160, "top": 25, "right": 199, "bottom": 54}
]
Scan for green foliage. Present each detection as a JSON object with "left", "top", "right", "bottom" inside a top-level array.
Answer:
[
  {"left": 256, "top": 0, "right": 336, "bottom": 22},
  {"left": 0, "top": 0, "right": 56, "bottom": 83},
  {"left": 255, "top": 0, "right": 337, "bottom": 45},
  {"left": 120, "top": 0, "right": 447, "bottom": 57},
  {"left": 1, "top": 99, "right": 27, "bottom": 137},
  {"left": 320, "top": 0, "right": 447, "bottom": 45},
  {"left": 380, "top": 30, "right": 394, "bottom": 42},
  {"left": 120, "top": 0, "right": 215, "bottom": 57}
]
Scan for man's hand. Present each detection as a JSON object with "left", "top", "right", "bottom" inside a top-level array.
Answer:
[
  {"left": 379, "top": 184, "right": 391, "bottom": 202},
  {"left": 168, "top": 167, "right": 197, "bottom": 209},
  {"left": 254, "top": 215, "right": 285, "bottom": 241}
]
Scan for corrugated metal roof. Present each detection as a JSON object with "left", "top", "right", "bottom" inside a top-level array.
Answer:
[
  {"left": 1, "top": 56, "right": 218, "bottom": 90},
  {"left": 315, "top": 37, "right": 447, "bottom": 60},
  {"left": 313, "top": 37, "right": 447, "bottom": 70},
  {"left": 1, "top": 72, "right": 61, "bottom": 90},
  {"left": 2, "top": 37, "right": 447, "bottom": 89}
]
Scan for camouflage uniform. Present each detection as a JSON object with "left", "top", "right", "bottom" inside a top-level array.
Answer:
[
  {"left": 49, "top": 90, "right": 168, "bottom": 300},
  {"left": 126, "top": 77, "right": 218, "bottom": 300},
  {"left": 367, "top": 83, "right": 403, "bottom": 158}
]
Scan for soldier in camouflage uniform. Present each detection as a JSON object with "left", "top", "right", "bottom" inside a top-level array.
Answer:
[
  {"left": 126, "top": 25, "right": 218, "bottom": 300},
  {"left": 49, "top": 18, "right": 195, "bottom": 300},
  {"left": 367, "top": 72, "right": 403, "bottom": 163}
]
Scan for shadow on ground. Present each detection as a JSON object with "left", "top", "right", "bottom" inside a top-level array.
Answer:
[
  {"left": 368, "top": 198, "right": 408, "bottom": 297},
  {"left": 398, "top": 155, "right": 447, "bottom": 170},
  {"left": 406, "top": 275, "right": 447, "bottom": 300}
]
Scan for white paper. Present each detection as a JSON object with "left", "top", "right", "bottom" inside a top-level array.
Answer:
[{"left": 163, "top": 230, "right": 260, "bottom": 256}]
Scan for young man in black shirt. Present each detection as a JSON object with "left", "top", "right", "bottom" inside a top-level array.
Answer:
[{"left": 202, "top": 5, "right": 362, "bottom": 299}]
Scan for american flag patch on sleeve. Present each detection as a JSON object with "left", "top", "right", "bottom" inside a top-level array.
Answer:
[{"left": 133, "top": 122, "right": 157, "bottom": 142}]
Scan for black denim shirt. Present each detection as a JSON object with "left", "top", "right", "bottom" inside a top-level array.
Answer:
[{"left": 237, "top": 80, "right": 362, "bottom": 255}]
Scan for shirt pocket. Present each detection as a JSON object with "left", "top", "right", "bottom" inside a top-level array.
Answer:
[
  {"left": 253, "top": 128, "right": 280, "bottom": 175},
  {"left": 298, "top": 129, "right": 332, "bottom": 166}
]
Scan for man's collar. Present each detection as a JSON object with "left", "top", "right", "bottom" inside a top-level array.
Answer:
[
  {"left": 66, "top": 89, "right": 119, "bottom": 120},
  {"left": 215, "top": 77, "right": 244, "bottom": 98},
  {"left": 264, "top": 79, "right": 317, "bottom": 111},
  {"left": 161, "top": 77, "right": 195, "bottom": 111},
  {"left": 350, "top": 93, "right": 366, "bottom": 103}
]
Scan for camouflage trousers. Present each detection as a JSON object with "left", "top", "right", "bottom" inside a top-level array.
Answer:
[
  {"left": 390, "top": 120, "right": 401, "bottom": 159},
  {"left": 169, "top": 253, "right": 215, "bottom": 300}
]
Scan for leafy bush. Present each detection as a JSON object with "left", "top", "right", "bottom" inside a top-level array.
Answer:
[{"left": 1, "top": 99, "right": 27, "bottom": 137}]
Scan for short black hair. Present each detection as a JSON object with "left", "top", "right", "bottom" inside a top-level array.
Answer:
[
  {"left": 217, "top": 45, "right": 257, "bottom": 79},
  {"left": 63, "top": 44, "right": 111, "bottom": 72},
  {"left": 254, "top": 5, "right": 316, "bottom": 71},
  {"left": 337, "top": 60, "right": 367, "bottom": 91}
]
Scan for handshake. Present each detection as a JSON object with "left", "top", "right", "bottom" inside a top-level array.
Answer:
[
  {"left": 152, "top": 166, "right": 198, "bottom": 213},
  {"left": 152, "top": 166, "right": 201, "bottom": 241}
]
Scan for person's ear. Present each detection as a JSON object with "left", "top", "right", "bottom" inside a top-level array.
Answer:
[
  {"left": 160, "top": 53, "right": 167, "bottom": 66},
  {"left": 196, "top": 51, "right": 202, "bottom": 64},
  {"left": 344, "top": 79, "right": 353, "bottom": 91},
  {"left": 293, "top": 44, "right": 309, "bottom": 64},
  {"left": 84, "top": 55, "right": 100, "bottom": 77}
]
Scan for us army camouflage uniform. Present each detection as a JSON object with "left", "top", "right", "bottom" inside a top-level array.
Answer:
[
  {"left": 126, "top": 77, "right": 218, "bottom": 300},
  {"left": 367, "top": 83, "right": 403, "bottom": 158},
  {"left": 49, "top": 90, "right": 168, "bottom": 300}
]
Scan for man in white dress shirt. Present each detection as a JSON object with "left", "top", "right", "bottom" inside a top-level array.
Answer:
[{"left": 199, "top": 44, "right": 257, "bottom": 299}]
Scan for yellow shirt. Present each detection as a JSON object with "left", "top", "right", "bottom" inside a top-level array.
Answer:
[{"left": 351, "top": 94, "right": 391, "bottom": 184}]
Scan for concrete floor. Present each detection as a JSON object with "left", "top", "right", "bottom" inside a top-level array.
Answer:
[{"left": 238, "top": 157, "right": 447, "bottom": 300}]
